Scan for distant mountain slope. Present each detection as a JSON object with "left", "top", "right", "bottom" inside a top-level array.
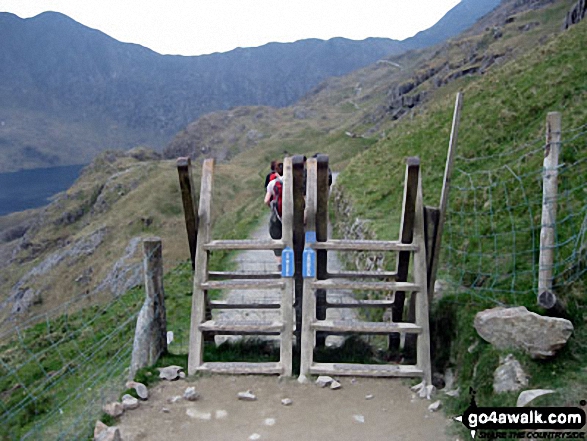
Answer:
[
  {"left": 0, "top": 1, "right": 503, "bottom": 171},
  {"left": 403, "top": 0, "right": 502, "bottom": 47}
]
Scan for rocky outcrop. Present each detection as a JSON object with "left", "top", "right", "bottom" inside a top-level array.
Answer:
[
  {"left": 564, "top": 0, "right": 586, "bottom": 29},
  {"left": 4, "top": 227, "right": 107, "bottom": 314},
  {"left": 93, "top": 237, "right": 142, "bottom": 298},
  {"left": 474, "top": 306, "right": 574, "bottom": 358}
]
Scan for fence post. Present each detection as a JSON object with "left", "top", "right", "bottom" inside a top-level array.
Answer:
[
  {"left": 538, "top": 112, "right": 566, "bottom": 315},
  {"left": 315, "top": 154, "right": 330, "bottom": 347},
  {"left": 130, "top": 237, "right": 167, "bottom": 379},
  {"left": 292, "top": 155, "right": 306, "bottom": 347},
  {"left": 176, "top": 157, "right": 198, "bottom": 270}
]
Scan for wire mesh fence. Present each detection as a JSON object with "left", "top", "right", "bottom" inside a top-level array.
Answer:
[{"left": 441, "top": 121, "right": 587, "bottom": 306}]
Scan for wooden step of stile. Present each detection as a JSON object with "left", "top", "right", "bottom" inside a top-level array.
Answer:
[
  {"left": 311, "top": 239, "right": 418, "bottom": 252},
  {"left": 209, "top": 271, "right": 281, "bottom": 280},
  {"left": 209, "top": 300, "right": 281, "bottom": 310},
  {"left": 325, "top": 298, "right": 396, "bottom": 308},
  {"left": 311, "top": 319, "right": 422, "bottom": 334},
  {"left": 311, "top": 279, "right": 420, "bottom": 292},
  {"left": 199, "top": 320, "right": 284, "bottom": 334},
  {"left": 309, "top": 362, "right": 424, "bottom": 378},
  {"left": 204, "top": 239, "right": 285, "bottom": 251},
  {"left": 326, "top": 270, "right": 397, "bottom": 279},
  {"left": 197, "top": 362, "right": 283, "bottom": 375},
  {"left": 200, "top": 280, "right": 285, "bottom": 290}
]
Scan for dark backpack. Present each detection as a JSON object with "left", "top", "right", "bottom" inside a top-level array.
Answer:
[{"left": 272, "top": 178, "right": 283, "bottom": 220}]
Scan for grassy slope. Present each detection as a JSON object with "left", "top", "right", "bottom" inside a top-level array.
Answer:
[{"left": 336, "top": 15, "right": 587, "bottom": 418}]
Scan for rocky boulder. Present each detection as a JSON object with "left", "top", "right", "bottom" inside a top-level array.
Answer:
[
  {"left": 474, "top": 306, "right": 573, "bottom": 358},
  {"left": 493, "top": 354, "right": 528, "bottom": 393}
]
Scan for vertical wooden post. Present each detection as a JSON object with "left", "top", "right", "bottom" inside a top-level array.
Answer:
[
  {"left": 292, "top": 155, "right": 306, "bottom": 347},
  {"left": 428, "top": 92, "right": 463, "bottom": 304},
  {"left": 538, "top": 112, "right": 563, "bottom": 312},
  {"left": 315, "top": 154, "right": 330, "bottom": 347},
  {"left": 281, "top": 157, "right": 295, "bottom": 376},
  {"left": 299, "top": 159, "right": 318, "bottom": 382},
  {"left": 390, "top": 157, "right": 420, "bottom": 350},
  {"left": 413, "top": 177, "right": 432, "bottom": 386},
  {"left": 188, "top": 159, "right": 214, "bottom": 375},
  {"left": 176, "top": 157, "right": 198, "bottom": 270},
  {"left": 130, "top": 237, "right": 167, "bottom": 379}
]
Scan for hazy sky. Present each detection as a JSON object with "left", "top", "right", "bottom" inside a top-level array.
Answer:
[{"left": 0, "top": 0, "right": 461, "bottom": 56}]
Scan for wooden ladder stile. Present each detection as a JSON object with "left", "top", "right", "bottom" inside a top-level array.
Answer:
[
  {"left": 299, "top": 157, "right": 432, "bottom": 384},
  {"left": 187, "top": 157, "right": 295, "bottom": 377}
]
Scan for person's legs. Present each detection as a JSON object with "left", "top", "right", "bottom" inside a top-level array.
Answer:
[{"left": 269, "top": 212, "right": 283, "bottom": 269}]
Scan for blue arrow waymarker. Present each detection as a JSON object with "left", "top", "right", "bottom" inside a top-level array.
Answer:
[
  {"left": 305, "top": 231, "right": 317, "bottom": 244},
  {"left": 281, "top": 247, "right": 294, "bottom": 278},
  {"left": 302, "top": 247, "right": 316, "bottom": 278}
]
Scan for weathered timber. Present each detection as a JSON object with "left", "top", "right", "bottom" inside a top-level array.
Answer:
[
  {"left": 200, "top": 280, "right": 285, "bottom": 290},
  {"left": 199, "top": 320, "right": 284, "bottom": 333},
  {"left": 311, "top": 279, "right": 420, "bottom": 292},
  {"left": 390, "top": 156, "right": 420, "bottom": 350},
  {"left": 315, "top": 154, "right": 330, "bottom": 347},
  {"left": 198, "top": 362, "right": 283, "bottom": 375},
  {"left": 538, "top": 112, "right": 566, "bottom": 316},
  {"left": 326, "top": 270, "right": 398, "bottom": 279},
  {"left": 292, "top": 155, "right": 306, "bottom": 347},
  {"left": 204, "top": 239, "right": 285, "bottom": 251},
  {"left": 176, "top": 157, "right": 198, "bottom": 269},
  {"left": 208, "top": 271, "right": 281, "bottom": 280},
  {"left": 188, "top": 158, "right": 214, "bottom": 375},
  {"left": 325, "top": 298, "right": 396, "bottom": 308},
  {"left": 209, "top": 300, "right": 281, "bottom": 309},
  {"left": 309, "top": 363, "right": 424, "bottom": 378},
  {"left": 311, "top": 240, "right": 418, "bottom": 252},
  {"left": 281, "top": 157, "right": 295, "bottom": 376},
  {"left": 311, "top": 320, "right": 422, "bottom": 334}
]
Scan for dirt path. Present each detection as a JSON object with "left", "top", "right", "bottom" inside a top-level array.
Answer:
[{"left": 117, "top": 375, "right": 452, "bottom": 441}]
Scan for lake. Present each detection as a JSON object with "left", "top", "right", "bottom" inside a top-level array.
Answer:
[{"left": 0, "top": 164, "right": 86, "bottom": 216}]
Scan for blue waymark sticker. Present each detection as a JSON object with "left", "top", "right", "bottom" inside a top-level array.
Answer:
[
  {"left": 281, "top": 247, "right": 294, "bottom": 277},
  {"left": 302, "top": 247, "right": 316, "bottom": 278},
  {"left": 305, "top": 231, "right": 317, "bottom": 244}
]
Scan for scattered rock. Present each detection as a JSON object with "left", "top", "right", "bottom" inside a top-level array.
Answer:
[
  {"left": 264, "top": 418, "right": 276, "bottom": 426},
  {"left": 428, "top": 400, "right": 442, "bottom": 412},
  {"left": 161, "top": 407, "right": 170, "bottom": 413},
  {"left": 94, "top": 421, "right": 109, "bottom": 439},
  {"left": 474, "top": 306, "right": 573, "bottom": 358},
  {"left": 183, "top": 387, "right": 200, "bottom": 401},
  {"left": 95, "top": 426, "right": 122, "bottom": 441},
  {"left": 316, "top": 376, "right": 334, "bottom": 387},
  {"left": 249, "top": 434, "right": 261, "bottom": 440},
  {"left": 121, "top": 394, "right": 139, "bottom": 410},
  {"left": 126, "top": 381, "right": 148, "bottom": 400},
  {"left": 330, "top": 380, "right": 342, "bottom": 390},
  {"left": 353, "top": 415, "right": 365, "bottom": 423},
  {"left": 166, "top": 331, "right": 174, "bottom": 345},
  {"left": 445, "top": 388, "right": 460, "bottom": 398},
  {"left": 179, "top": 371, "right": 186, "bottom": 379},
  {"left": 158, "top": 365, "right": 184, "bottom": 381},
  {"left": 468, "top": 340, "right": 479, "bottom": 353},
  {"left": 102, "top": 402, "right": 123, "bottom": 418},
  {"left": 167, "top": 395, "right": 182, "bottom": 404},
  {"left": 281, "top": 398, "right": 293, "bottom": 406},
  {"left": 215, "top": 409, "right": 228, "bottom": 419},
  {"left": 411, "top": 381, "right": 436, "bottom": 400},
  {"left": 186, "top": 408, "right": 212, "bottom": 420},
  {"left": 493, "top": 354, "right": 529, "bottom": 393},
  {"left": 517, "top": 389, "right": 555, "bottom": 407},
  {"left": 238, "top": 390, "right": 257, "bottom": 401},
  {"left": 365, "top": 394, "right": 374, "bottom": 400}
]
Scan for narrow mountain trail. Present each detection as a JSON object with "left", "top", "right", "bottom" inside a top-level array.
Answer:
[{"left": 116, "top": 212, "right": 453, "bottom": 440}]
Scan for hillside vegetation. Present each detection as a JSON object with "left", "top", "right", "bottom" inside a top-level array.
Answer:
[{"left": 1, "top": 0, "right": 586, "bottom": 438}]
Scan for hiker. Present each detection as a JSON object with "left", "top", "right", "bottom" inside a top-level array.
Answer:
[
  {"left": 264, "top": 160, "right": 277, "bottom": 189},
  {"left": 264, "top": 162, "right": 284, "bottom": 270}
]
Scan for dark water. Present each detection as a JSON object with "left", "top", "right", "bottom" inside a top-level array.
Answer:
[{"left": 0, "top": 164, "right": 86, "bottom": 216}]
